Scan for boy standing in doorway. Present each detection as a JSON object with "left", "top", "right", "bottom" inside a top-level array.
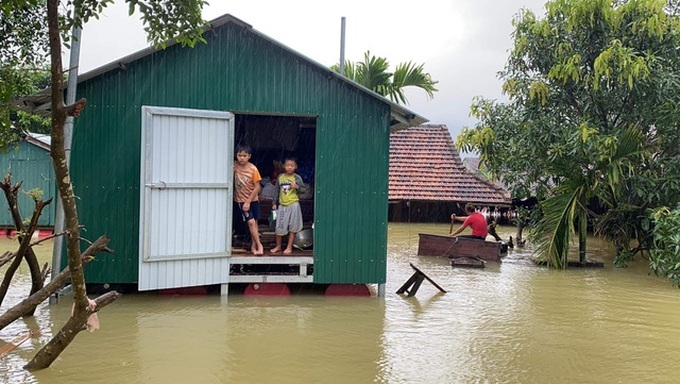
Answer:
[
  {"left": 234, "top": 145, "right": 264, "bottom": 255},
  {"left": 270, "top": 157, "right": 306, "bottom": 254}
]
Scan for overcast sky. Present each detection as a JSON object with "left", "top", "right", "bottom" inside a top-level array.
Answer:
[{"left": 71, "top": 0, "right": 547, "bottom": 144}]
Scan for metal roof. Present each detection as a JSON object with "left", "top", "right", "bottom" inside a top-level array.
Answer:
[
  {"left": 14, "top": 13, "right": 427, "bottom": 131},
  {"left": 24, "top": 131, "right": 51, "bottom": 151}
]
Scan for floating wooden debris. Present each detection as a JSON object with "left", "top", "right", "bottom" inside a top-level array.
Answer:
[
  {"left": 0, "top": 328, "right": 40, "bottom": 357},
  {"left": 396, "top": 263, "right": 447, "bottom": 297},
  {"left": 533, "top": 259, "right": 605, "bottom": 268},
  {"left": 449, "top": 255, "right": 486, "bottom": 268}
]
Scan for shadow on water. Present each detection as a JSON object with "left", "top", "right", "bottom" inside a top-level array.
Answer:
[{"left": 1, "top": 224, "right": 680, "bottom": 384}]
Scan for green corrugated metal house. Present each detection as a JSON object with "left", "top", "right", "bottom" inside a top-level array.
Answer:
[
  {"left": 18, "top": 14, "right": 426, "bottom": 294},
  {"left": 0, "top": 133, "right": 56, "bottom": 229}
]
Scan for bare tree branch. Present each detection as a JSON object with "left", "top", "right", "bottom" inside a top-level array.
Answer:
[
  {"left": 0, "top": 197, "right": 52, "bottom": 307},
  {"left": 0, "top": 171, "right": 53, "bottom": 314},
  {"left": 0, "top": 251, "right": 16, "bottom": 268},
  {"left": 0, "top": 236, "right": 112, "bottom": 332},
  {"left": 24, "top": 290, "right": 120, "bottom": 371}
]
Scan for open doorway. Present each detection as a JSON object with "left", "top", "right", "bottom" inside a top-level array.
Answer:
[{"left": 231, "top": 113, "right": 317, "bottom": 254}]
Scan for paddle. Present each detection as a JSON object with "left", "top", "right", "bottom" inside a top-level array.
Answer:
[{"left": 449, "top": 214, "right": 455, "bottom": 235}]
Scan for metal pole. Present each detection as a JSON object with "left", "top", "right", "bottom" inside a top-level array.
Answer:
[
  {"left": 50, "top": 26, "right": 81, "bottom": 302},
  {"left": 339, "top": 17, "right": 346, "bottom": 76}
]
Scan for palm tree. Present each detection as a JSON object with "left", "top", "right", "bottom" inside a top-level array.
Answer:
[
  {"left": 531, "top": 126, "right": 648, "bottom": 268},
  {"left": 331, "top": 51, "right": 438, "bottom": 105}
]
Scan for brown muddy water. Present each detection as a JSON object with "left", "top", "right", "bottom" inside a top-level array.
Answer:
[{"left": 1, "top": 223, "right": 680, "bottom": 384}]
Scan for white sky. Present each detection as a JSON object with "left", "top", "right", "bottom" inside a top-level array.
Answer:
[{"left": 70, "top": 0, "right": 547, "bottom": 143}]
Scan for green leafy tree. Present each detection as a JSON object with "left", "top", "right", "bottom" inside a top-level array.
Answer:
[
  {"left": 2, "top": 0, "right": 208, "bottom": 370},
  {"left": 332, "top": 50, "right": 438, "bottom": 105},
  {"left": 649, "top": 204, "right": 680, "bottom": 286},
  {"left": 0, "top": 0, "right": 51, "bottom": 146},
  {"left": 457, "top": 0, "right": 680, "bottom": 269}
]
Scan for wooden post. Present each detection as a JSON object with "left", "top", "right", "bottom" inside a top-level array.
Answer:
[{"left": 578, "top": 198, "right": 587, "bottom": 264}]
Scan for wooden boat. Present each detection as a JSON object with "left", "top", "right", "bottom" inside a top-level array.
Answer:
[{"left": 417, "top": 233, "right": 507, "bottom": 262}]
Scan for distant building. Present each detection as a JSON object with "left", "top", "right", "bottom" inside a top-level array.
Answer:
[
  {"left": 462, "top": 157, "right": 481, "bottom": 175},
  {"left": 0, "top": 132, "right": 55, "bottom": 231},
  {"left": 389, "top": 124, "right": 510, "bottom": 222},
  {"left": 462, "top": 156, "right": 508, "bottom": 190}
]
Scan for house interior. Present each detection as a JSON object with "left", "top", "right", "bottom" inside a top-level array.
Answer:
[{"left": 231, "top": 113, "right": 317, "bottom": 256}]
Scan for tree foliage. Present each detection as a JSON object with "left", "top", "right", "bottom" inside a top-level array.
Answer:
[
  {"left": 58, "top": 0, "right": 209, "bottom": 48},
  {"left": 0, "top": 0, "right": 208, "bottom": 148},
  {"left": 331, "top": 50, "right": 439, "bottom": 105},
  {"left": 457, "top": 0, "right": 680, "bottom": 271},
  {"left": 0, "top": 0, "right": 50, "bottom": 146},
  {"left": 649, "top": 204, "right": 680, "bottom": 286}
]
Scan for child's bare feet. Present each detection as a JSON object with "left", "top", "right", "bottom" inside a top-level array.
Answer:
[
  {"left": 270, "top": 247, "right": 281, "bottom": 253},
  {"left": 283, "top": 248, "right": 293, "bottom": 254}
]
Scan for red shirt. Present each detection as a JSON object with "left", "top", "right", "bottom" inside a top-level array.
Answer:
[{"left": 462, "top": 212, "right": 488, "bottom": 238}]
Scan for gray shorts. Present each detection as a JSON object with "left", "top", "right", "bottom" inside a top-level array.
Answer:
[{"left": 275, "top": 202, "right": 303, "bottom": 236}]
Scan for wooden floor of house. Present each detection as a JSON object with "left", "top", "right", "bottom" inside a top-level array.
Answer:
[
  {"left": 230, "top": 247, "right": 313, "bottom": 257},
  {"left": 228, "top": 226, "right": 314, "bottom": 283}
]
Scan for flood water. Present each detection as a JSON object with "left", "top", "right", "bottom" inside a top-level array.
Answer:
[{"left": 2, "top": 223, "right": 680, "bottom": 384}]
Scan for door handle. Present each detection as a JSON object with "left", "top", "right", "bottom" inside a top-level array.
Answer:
[{"left": 145, "top": 181, "right": 167, "bottom": 190}]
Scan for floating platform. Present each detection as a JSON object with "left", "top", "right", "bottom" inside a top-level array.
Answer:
[
  {"left": 533, "top": 259, "right": 605, "bottom": 268},
  {"left": 449, "top": 255, "right": 486, "bottom": 268}
]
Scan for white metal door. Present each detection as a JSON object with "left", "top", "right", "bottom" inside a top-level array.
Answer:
[{"left": 139, "top": 106, "right": 234, "bottom": 291}]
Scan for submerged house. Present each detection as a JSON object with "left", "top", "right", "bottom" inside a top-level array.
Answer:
[
  {"left": 389, "top": 124, "right": 510, "bottom": 222},
  {"left": 17, "top": 14, "right": 426, "bottom": 295},
  {"left": 0, "top": 132, "right": 56, "bottom": 232}
]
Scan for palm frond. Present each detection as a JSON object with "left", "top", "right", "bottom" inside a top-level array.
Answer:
[
  {"left": 330, "top": 61, "right": 357, "bottom": 81},
  {"left": 356, "top": 51, "right": 391, "bottom": 94},
  {"left": 330, "top": 51, "right": 438, "bottom": 104},
  {"left": 531, "top": 186, "right": 585, "bottom": 268},
  {"left": 391, "top": 61, "right": 439, "bottom": 103}
]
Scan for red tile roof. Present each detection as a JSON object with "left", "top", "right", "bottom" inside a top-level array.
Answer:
[{"left": 389, "top": 124, "right": 511, "bottom": 205}]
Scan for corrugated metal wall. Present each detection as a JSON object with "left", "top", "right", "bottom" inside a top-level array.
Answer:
[
  {"left": 69, "top": 22, "right": 390, "bottom": 285},
  {"left": 0, "top": 141, "right": 56, "bottom": 227}
]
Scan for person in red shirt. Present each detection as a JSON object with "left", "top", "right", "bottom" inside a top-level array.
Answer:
[{"left": 450, "top": 204, "right": 488, "bottom": 240}]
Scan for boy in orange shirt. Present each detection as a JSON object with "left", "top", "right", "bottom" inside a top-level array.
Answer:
[{"left": 233, "top": 145, "right": 264, "bottom": 255}]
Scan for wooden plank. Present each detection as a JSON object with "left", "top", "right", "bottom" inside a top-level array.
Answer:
[
  {"left": 228, "top": 256, "right": 314, "bottom": 284},
  {"left": 409, "top": 263, "right": 447, "bottom": 293},
  {"left": 396, "top": 273, "right": 420, "bottom": 295},
  {"left": 450, "top": 256, "right": 486, "bottom": 268},
  {"left": 229, "top": 256, "right": 314, "bottom": 265},
  {"left": 0, "top": 328, "right": 40, "bottom": 357},
  {"left": 396, "top": 263, "right": 447, "bottom": 296},
  {"left": 229, "top": 275, "right": 313, "bottom": 283}
]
